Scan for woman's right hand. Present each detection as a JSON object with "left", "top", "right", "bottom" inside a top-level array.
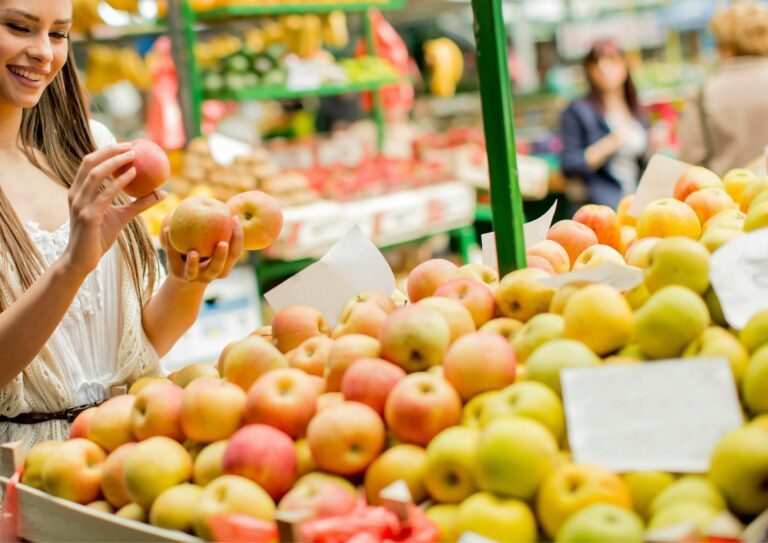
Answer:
[{"left": 63, "top": 143, "right": 166, "bottom": 278}]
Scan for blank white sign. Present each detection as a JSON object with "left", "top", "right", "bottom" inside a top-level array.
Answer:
[{"left": 562, "top": 358, "right": 743, "bottom": 473}]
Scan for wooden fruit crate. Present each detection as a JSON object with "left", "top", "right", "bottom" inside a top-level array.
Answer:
[{"left": 0, "top": 442, "right": 199, "bottom": 543}]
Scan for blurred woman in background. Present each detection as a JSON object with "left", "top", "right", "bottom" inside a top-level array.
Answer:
[
  {"left": 678, "top": 1, "right": 768, "bottom": 175},
  {"left": 560, "top": 40, "right": 649, "bottom": 210}
]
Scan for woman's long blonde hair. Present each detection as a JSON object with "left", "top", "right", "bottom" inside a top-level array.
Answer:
[{"left": 0, "top": 49, "right": 158, "bottom": 311}]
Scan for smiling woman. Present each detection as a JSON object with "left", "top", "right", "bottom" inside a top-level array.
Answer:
[{"left": 0, "top": 0, "right": 243, "bottom": 452}]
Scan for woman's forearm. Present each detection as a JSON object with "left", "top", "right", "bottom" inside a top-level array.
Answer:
[
  {"left": 0, "top": 256, "right": 88, "bottom": 389},
  {"left": 142, "top": 276, "right": 208, "bottom": 358},
  {"left": 584, "top": 133, "right": 620, "bottom": 170}
]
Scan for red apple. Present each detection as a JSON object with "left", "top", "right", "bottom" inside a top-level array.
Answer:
[
  {"left": 289, "top": 335, "right": 333, "bottom": 377},
  {"left": 443, "top": 332, "right": 516, "bottom": 401},
  {"left": 101, "top": 443, "right": 136, "bottom": 509},
  {"left": 278, "top": 473, "right": 357, "bottom": 518},
  {"left": 684, "top": 187, "right": 737, "bottom": 225},
  {"left": 341, "top": 291, "right": 397, "bottom": 315},
  {"left": 223, "top": 424, "right": 298, "bottom": 500},
  {"left": 407, "top": 259, "right": 459, "bottom": 303},
  {"left": 573, "top": 204, "right": 622, "bottom": 250},
  {"left": 452, "top": 263, "right": 499, "bottom": 290},
  {"left": 132, "top": 381, "right": 185, "bottom": 442},
  {"left": 69, "top": 406, "right": 98, "bottom": 440},
  {"left": 169, "top": 196, "right": 234, "bottom": 258},
  {"left": 181, "top": 378, "right": 246, "bottom": 443},
  {"left": 418, "top": 296, "right": 476, "bottom": 344},
  {"left": 333, "top": 301, "right": 388, "bottom": 339},
  {"left": 527, "top": 255, "right": 556, "bottom": 275},
  {"left": 219, "top": 335, "right": 288, "bottom": 392},
  {"left": 527, "top": 240, "right": 570, "bottom": 274},
  {"left": 325, "top": 334, "right": 381, "bottom": 392},
  {"left": 546, "top": 220, "right": 599, "bottom": 269},
  {"left": 226, "top": 191, "right": 283, "bottom": 251},
  {"left": 341, "top": 358, "right": 406, "bottom": 416},
  {"left": 120, "top": 139, "right": 170, "bottom": 198},
  {"left": 244, "top": 368, "right": 319, "bottom": 439},
  {"left": 434, "top": 278, "right": 496, "bottom": 328},
  {"left": 379, "top": 305, "right": 451, "bottom": 372},
  {"left": 272, "top": 305, "right": 330, "bottom": 354},
  {"left": 674, "top": 166, "right": 724, "bottom": 201},
  {"left": 42, "top": 438, "right": 106, "bottom": 504}
]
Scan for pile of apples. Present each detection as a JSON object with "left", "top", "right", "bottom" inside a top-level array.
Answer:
[{"left": 17, "top": 164, "right": 768, "bottom": 543}]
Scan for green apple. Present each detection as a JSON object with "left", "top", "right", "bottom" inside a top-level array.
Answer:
[
  {"left": 424, "top": 426, "right": 479, "bottom": 503},
  {"left": 426, "top": 504, "right": 460, "bottom": 543},
  {"left": 648, "top": 501, "right": 721, "bottom": 533},
  {"left": 480, "top": 382, "right": 565, "bottom": 442},
  {"left": 710, "top": 423, "right": 768, "bottom": 515},
  {"left": 149, "top": 483, "right": 204, "bottom": 533},
  {"left": 700, "top": 228, "right": 743, "bottom": 253},
  {"left": 556, "top": 503, "right": 644, "bottom": 543},
  {"left": 649, "top": 475, "right": 725, "bottom": 518},
  {"left": 512, "top": 313, "right": 565, "bottom": 363},
  {"left": 745, "top": 201, "right": 768, "bottom": 231},
  {"left": 704, "top": 288, "right": 727, "bottom": 327},
  {"left": 644, "top": 237, "right": 710, "bottom": 294},
  {"left": 749, "top": 188, "right": 768, "bottom": 212},
  {"left": 475, "top": 417, "right": 558, "bottom": 500},
  {"left": 193, "top": 475, "right": 275, "bottom": 541},
  {"left": 684, "top": 327, "right": 750, "bottom": 384},
  {"left": 563, "top": 284, "right": 633, "bottom": 356},
  {"left": 633, "top": 286, "right": 709, "bottom": 359},
  {"left": 456, "top": 492, "right": 537, "bottom": 543},
  {"left": 115, "top": 503, "right": 147, "bottom": 522},
  {"left": 622, "top": 472, "right": 675, "bottom": 520},
  {"left": 741, "top": 309, "right": 768, "bottom": 353},
  {"left": 617, "top": 344, "right": 647, "bottom": 361},
  {"left": 462, "top": 391, "right": 500, "bottom": 428},
  {"left": 625, "top": 283, "right": 649, "bottom": 310},
  {"left": 526, "top": 339, "right": 601, "bottom": 396}
]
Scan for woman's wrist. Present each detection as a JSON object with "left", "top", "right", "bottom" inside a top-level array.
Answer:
[
  {"left": 164, "top": 272, "right": 209, "bottom": 295},
  {"left": 58, "top": 249, "right": 94, "bottom": 282}
]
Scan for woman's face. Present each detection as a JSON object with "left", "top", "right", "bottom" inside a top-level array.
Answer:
[
  {"left": 0, "top": 0, "right": 71, "bottom": 110},
  {"left": 587, "top": 49, "right": 628, "bottom": 94}
]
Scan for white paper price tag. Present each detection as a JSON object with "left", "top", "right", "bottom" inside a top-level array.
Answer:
[
  {"left": 481, "top": 201, "right": 558, "bottom": 269},
  {"left": 537, "top": 262, "right": 644, "bottom": 291},
  {"left": 562, "top": 358, "right": 743, "bottom": 473},
  {"left": 208, "top": 132, "right": 254, "bottom": 166},
  {"left": 628, "top": 154, "right": 691, "bottom": 217},
  {"left": 286, "top": 60, "right": 323, "bottom": 92},
  {"left": 710, "top": 228, "right": 768, "bottom": 330}
]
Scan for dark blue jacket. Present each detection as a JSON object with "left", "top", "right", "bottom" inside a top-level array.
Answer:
[{"left": 560, "top": 99, "right": 647, "bottom": 209}]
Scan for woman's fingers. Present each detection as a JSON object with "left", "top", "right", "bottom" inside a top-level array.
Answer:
[
  {"left": 219, "top": 218, "right": 245, "bottom": 278},
  {"left": 77, "top": 149, "right": 137, "bottom": 202},
  {"left": 115, "top": 190, "right": 167, "bottom": 227},
  {"left": 184, "top": 251, "right": 201, "bottom": 282},
  {"left": 161, "top": 226, "right": 187, "bottom": 277},
  {"left": 97, "top": 166, "right": 136, "bottom": 207},
  {"left": 198, "top": 242, "right": 229, "bottom": 281},
  {"left": 71, "top": 143, "right": 133, "bottom": 190}
]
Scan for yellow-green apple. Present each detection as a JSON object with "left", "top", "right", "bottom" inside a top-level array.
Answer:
[
  {"left": 452, "top": 263, "right": 499, "bottom": 290},
  {"left": 443, "top": 332, "right": 516, "bottom": 401},
  {"left": 306, "top": 401, "right": 385, "bottom": 475},
  {"left": 549, "top": 282, "right": 589, "bottom": 315},
  {"left": 181, "top": 377, "right": 246, "bottom": 442},
  {"left": 536, "top": 463, "right": 633, "bottom": 538},
  {"left": 456, "top": 491, "right": 537, "bottom": 543},
  {"left": 42, "top": 438, "right": 106, "bottom": 504},
  {"left": 418, "top": 296, "right": 476, "bottom": 343},
  {"left": 547, "top": 220, "right": 599, "bottom": 268},
  {"left": 526, "top": 339, "right": 601, "bottom": 395},
  {"left": 743, "top": 346, "right": 768, "bottom": 414},
  {"left": 573, "top": 204, "right": 622, "bottom": 250},
  {"left": 684, "top": 187, "right": 737, "bottom": 226},
  {"left": 69, "top": 407, "right": 97, "bottom": 439},
  {"left": 636, "top": 198, "right": 701, "bottom": 239},
  {"left": 294, "top": 438, "right": 316, "bottom": 476},
  {"left": 625, "top": 237, "right": 661, "bottom": 268},
  {"left": 379, "top": 305, "right": 451, "bottom": 372},
  {"left": 226, "top": 190, "right": 283, "bottom": 251},
  {"left": 119, "top": 139, "right": 170, "bottom": 198},
  {"left": 434, "top": 277, "right": 496, "bottom": 328},
  {"left": 617, "top": 194, "right": 637, "bottom": 226},
  {"left": 622, "top": 471, "right": 675, "bottom": 520},
  {"left": 462, "top": 391, "right": 500, "bottom": 428},
  {"left": 325, "top": 334, "right": 381, "bottom": 391},
  {"left": 193, "top": 475, "right": 275, "bottom": 541},
  {"left": 426, "top": 504, "right": 460, "bottom": 543},
  {"left": 741, "top": 309, "right": 768, "bottom": 353},
  {"left": 129, "top": 376, "right": 172, "bottom": 396},
  {"left": 280, "top": 472, "right": 357, "bottom": 517},
  {"left": 169, "top": 196, "right": 234, "bottom": 258},
  {"left": 250, "top": 325, "right": 272, "bottom": 341},
  {"left": 684, "top": 327, "right": 750, "bottom": 384},
  {"left": 341, "top": 358, "right": 406, "bottom": 416},
  {"left": 527, "top": 239, "right": 571, "bottom": 274},
  {"left": 87, "top": 395, "right": 135, "bottom": 452},
  {"left": 116, "top": 503, "right": 147, "bottom": 522},
  {"left": 423, "top": 426, "right": 479, "bottom": 503},
  {"left": 723, "top": 168, "right": 756, "bottom": 203},
  {"left": 633, "top": 286, "right": 709, "bottom": 359},
  {"left": 131, "top": 381, "right": 184, "bottom": 442},
  {"left": 222, "top": 424, "right": 298, "bottom": 500},
  {"left": 480, "top": 382, "right": 565, "bottom": 442},
  {"left": 563, "top": 284, "right": 632, "bottom": 355},
  {"left": 749, "top": 189, "right": 768, "bottom": 212},
  {"left": 333, "top": 301, "right": 388, "bottom": 338},
  {"left": 745, "top": 201, "right": 768, "bottom": 231},
  {"left": 703, "top": 209, "right": 747, "bottom": 234},
  {"left": 244, "top": 368, "right": 319, "bottom": 439},
  {"left": 172, "top": 363, "right": 220, "bottom": 388},
  {"left": 21, "top": 441, "right": 61, "bottom": 490},
  {"left": 476, "top": 417, "right": 558, "bottom": 500},
  {"left": 674, "top": 166, "right": 723, "bottom": 201},
  {"left": 479, "top": 318, "right": 524, "bottom": 340},
  {"left": 87, "top": 500, "right": 114, "bottom": 514},
  {"left": 645, "top": 237, "right": 710, "bottom": 294},
  {"left": 194, "top": 440, "right": 228, "bottom": 487},
  {"left": 364, "top": 444, "right": 427, "bottom": 505},
  {"left": 407, "top": 258, "right": 459, "bottom": 302},
  {"left": 513, "top": 313, "right": 565, "bottom": 363},
  {"left": 271, "top": 305, "right": 330, "bottom": 354},
  {"left": 527, "top": 255, "right": 556, "bottom": 274},
  {"left": 625, "top": 282, "right": 650, "bottom": 310},
  {"left": 573, "top": 244, "right": 625, "bottom": 270},
  {"left": 289, "top": 335, "right": 332, "bottom": 377},
  {"left": 124, "top": 436, "right": 193, "bottom": 509},
  {"left": 649, "top": 475, "right": 725, "bottom": 517},
  {"left": 648, "top": 501, "right": 721, "bottom": 533},
  {"left": 705, "top": 287, "right": 727, "bottom": 327},
  {"left": 496, "top": 268, "right": 555, "bottom": 323},
  {"left": 150, "top": 483, "right": 204, "bottom": 533},
  {"left": 701, "top": 228, "right": 743, "bottom": 253},
  {"left": 618, "top": 344, "right": 647, "bottom": 360},
  {"left": 557, "top": 503, "right": 644, "bottom": 543},
  {"left": 620, "top": 226, "right": 638, "bottom": 256},
  {"left": 740, "top": 177, "right": 768, "bottom": 212},
  {"left": 219, "top": 336, "right": 288, "bottom": 392},
  {"left": 101, "top": 443, "right": 136, "bottom": 508},
  {"left": 342, "top": 290, "right": 397, "bottom": 315},
  {"left": 385, "top": 372, "right": 462, "bottom": 446}
]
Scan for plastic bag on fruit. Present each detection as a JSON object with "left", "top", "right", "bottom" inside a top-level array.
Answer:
[
  {"left": 209, "top": 514, "right": 278, "bottom": 543},
  {"left": 0, "top": 467, "right": 22, "bottom": 542}
]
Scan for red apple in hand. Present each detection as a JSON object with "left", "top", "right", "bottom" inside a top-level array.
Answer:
[
  {"left": 120, "top": 139, "right": 171, "bottom": 198},
  {"left": 226, "top": 191, "right": 283, "bottom": 251},
  {"left": 169, "top": 196, "right": 234, "bottom": 258}
]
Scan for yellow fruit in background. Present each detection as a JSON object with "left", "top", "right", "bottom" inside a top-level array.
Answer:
[
  {"left": 116, "top": 503, "right": 147, "bottom": 522},
  {"left": 149, "top": 484, "right": 204, "bottom": 533},
  {"left": 700, "top": 228, "right": 743, "bottom": 253},
  {"left": 188, "top": 184, "right": 218, "bottom": 200},
  {"left": 623, "top": 471, "right": 676, "bottom": 520},
  {"left": 625, "top": 282, "right": 649, "bottom": 310},
  {"left": 740, "top": 178, "right": 768, "bottom": 212},
  {"left": 527, "top": 339, "right": 601, "bottom": 396},
  {"left": 549, "top": 282, "right": 589, "bottom": 315},
  {"left": 620, "top": 225, "right": 638, "bottom": 255},
  {"left": 557, "top": 503, "right": 645, "bottom": 543},
  {"left": 723, "top": 168, "right": 756, "bottom": 203},
  {"left": 462, "top": 390, "right": 500, "bottom": 428},
  {"left": 456, "top": 492, "right": 538, "bottom": 543},
  {"left": 480, "top": 382, "right": 565, "bottom": 442},
  {"left": 702, "top": 209, "right": 746, "bottom": 233},
  {"left": 563, "top": 284, "right": 633, "bottom": 356},
  {"left": 636, "top": 198, "right": 701, "bottom": 239},
  {"left": 512, "top": 313, "right": 565, "bottom": 363},
  {"left": 365, "top": 444, "right": 428, "bottom": 505},
  {"left": 617, "top": 194, "right": 637, "bottom": 227},
  {"left": 618, "top": 343, "right": 647, "bottom": 361},
  {"left": 709, "top": 425, "right": 768, "bottom": 515},
  {"left": 423, "top": 427, "right": 479, "bottom": 504},
  {"left": 649, "top": 475, "right": 726, "bottom": 517},
  {"left": 744, "top": 201, "right": 768, "bottom": 232},
  {"left": 743, "top": 346, "right": 768, "bottom": 415},
  {"left": 426, "top": 504, "right": 460, "bottom": 543},
  {"left": 495, "top": 268, "right": 555, "bottom": 323},
  {"left": 749, "top": 190, "right": 768, "bottom": 212},
  {"left": 741, "top": 309, "right": 768, "bottom": 353},
  {"left": 644, "top": 237, "right": 710, "bottom": 294},
  {"left": 684, "top": 327, "right": 750, "bottom": 384}
]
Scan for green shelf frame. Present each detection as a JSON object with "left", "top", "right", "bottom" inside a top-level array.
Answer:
[
  {"left": 195, "top": 0, "right": 404, "bottom": 18},
  {"left": 204, "top": 77, "right": 402, "bottom": 101}
]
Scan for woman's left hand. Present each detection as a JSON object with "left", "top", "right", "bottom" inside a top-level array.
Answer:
[{"left": 160, "top": 217, "right": 245, "bottom": 285}]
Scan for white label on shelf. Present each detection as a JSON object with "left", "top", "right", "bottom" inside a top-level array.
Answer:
[
  {"left": 562, "top": 358, "right": 742, "bottom": 473},
  {"left": 628, "top": 154, "right": 691, "bottom": 217},
  {"left": 537, "top": 262, "right": 644, "bottom": 291},
  {"left": 208, "top": 132, "right": 254, "bottom": 166},
  {"left": 481, "top": 200, "right": 558, "bottom": 269},
  {"left": 286, "top": 59, "right": 323, "bottom": 92},
  {"left": 710, "top": 228, "right": 768, "bottom": 330},
  {"left": 264, "top": 226, "right": 396, "bottom": 326}
]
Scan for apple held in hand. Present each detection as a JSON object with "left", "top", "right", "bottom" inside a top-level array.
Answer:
[
  {"left": 226, "top": 191, "right": 283, "bottom": 251},
  {"left": 119, "top": 139, "right": 171, "bottom": 198},
  {"left": 169, "top": 196, "right": 234, "bottom": 258}
]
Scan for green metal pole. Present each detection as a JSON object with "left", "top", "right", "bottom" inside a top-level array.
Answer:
[
  {"left": 169, "top": 0, "right": 204, "bottom": 140},
  {"left": 470, "top": 0, "right": 527, "bottom": 275},
  {"left": 362, "top": 10, "right": 386, "bottom": 152}
]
